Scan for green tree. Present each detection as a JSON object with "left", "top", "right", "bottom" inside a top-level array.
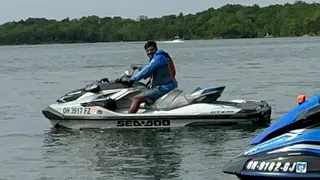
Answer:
[{"left": 0, "top": 1, "right": 319, "bottom": 45}]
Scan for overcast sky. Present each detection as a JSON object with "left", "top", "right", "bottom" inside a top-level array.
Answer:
[{"left": 0, "top": 0, "right": 318, "bottom": 24}]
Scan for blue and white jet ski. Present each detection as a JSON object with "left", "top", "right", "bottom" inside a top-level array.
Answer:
[
  {"left": 42, "top": 67, "right": 271, "bottom": 130},
  {"left": 223, "top": 93, "right": 320, "bottom": 179}
]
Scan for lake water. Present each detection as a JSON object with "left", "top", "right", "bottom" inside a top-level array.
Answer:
[{"left": 1, "top": 36, "right": 320, "bottom": 180}]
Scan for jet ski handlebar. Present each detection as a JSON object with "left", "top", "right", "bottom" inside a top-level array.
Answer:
[
  {"left": 83, "top": 67, "right": 149, "bottom": 92},
  {"left": 88, "top": 67, "right": 136, "bottom": 85},
  {"left": 116, "top": 67, "right": 150, "bottom": 87}
]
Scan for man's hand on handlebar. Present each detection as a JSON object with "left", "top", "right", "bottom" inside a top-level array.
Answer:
[{"left": 121, "top": 76, "right": 133, "bottom": 87}]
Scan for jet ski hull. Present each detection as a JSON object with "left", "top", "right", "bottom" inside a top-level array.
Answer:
[
  {"left": 42, "top": 100, "right": 271, "bottom": 130},
  {"left": 223, "top": 152, "right": 320, "bottom": 180},
  {"left": 48, "top": 118, "right": 257, "bottom": 130},
  {"left": 223, "top": 127, "right": 320, "bottom": 180},
  {"left": 222, "top": 93, "right": 320, "bottom": 180}
]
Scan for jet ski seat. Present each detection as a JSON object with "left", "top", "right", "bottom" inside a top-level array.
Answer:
[
  {"left": 186, "top": 86, "right": 225, "bottom": 103},
  {"left": 148, "top": 89, "right": 188, "bottom": 110},
  {"left": 148, "top": 87, "right": 225, "bottom": 111}
]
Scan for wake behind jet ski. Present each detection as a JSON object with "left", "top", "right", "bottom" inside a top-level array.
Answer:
[
  {"left": 41, "top": 67, "right": 272, "bottom": 130},
  {"left": 223, "top": 94, "right": 320, "bottom": 179}
]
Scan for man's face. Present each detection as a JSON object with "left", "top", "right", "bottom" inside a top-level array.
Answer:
[{"left": 145, "top": 46, "right": 157, "bottom": 58}]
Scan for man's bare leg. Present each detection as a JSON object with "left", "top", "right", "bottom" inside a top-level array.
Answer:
[{"left": 128, "top": 94, "right": 147, "bottom": 113}]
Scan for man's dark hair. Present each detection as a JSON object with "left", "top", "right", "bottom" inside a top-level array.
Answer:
[{"left": 144, "top": 41, "right": 157, "bottom": 50}]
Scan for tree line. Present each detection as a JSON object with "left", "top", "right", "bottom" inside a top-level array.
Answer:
[{"left": 0, "top": 1, "right": 319, "bottom": 45}]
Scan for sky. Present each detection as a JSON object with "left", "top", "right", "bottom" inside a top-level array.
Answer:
[{"left": 0, "top": 0, "right": 318, "bottom": 24}]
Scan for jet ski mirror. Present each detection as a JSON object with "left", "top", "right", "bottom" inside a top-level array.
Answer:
[
  {"left": 84, "top": 84, "right": 101, "bottom": 93},
  {"left": 124, "top": 68, "right": 135, "bottom": 77},
  {"left": 100, "top": 78, "right": 110, "bottom": 83},
  {"left": 117, "top": 68, "right": 135, "bottom": 80}
]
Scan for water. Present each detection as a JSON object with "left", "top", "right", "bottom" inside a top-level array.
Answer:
[{"left": 1, "top": 36, "right": 320, "bottom": 180}]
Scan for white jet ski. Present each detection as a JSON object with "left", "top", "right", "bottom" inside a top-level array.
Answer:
[{"left": 42, "top": 67, "right": 272, "bottom": 130}]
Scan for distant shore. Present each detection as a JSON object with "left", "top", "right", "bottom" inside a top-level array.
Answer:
[
  {"left": 1, "top": 35, "right": 319, "bottom": 47},
  {"left": 0, "top": 1, "right": 319, "bottom": 46},
  {"left": 0, "top": 30, "right": 318, "bottom": 46}
]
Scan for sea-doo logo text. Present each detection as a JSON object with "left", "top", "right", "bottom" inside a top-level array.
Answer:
[{"left": 117, "top": 120, "right": 171, "bottom": 127}]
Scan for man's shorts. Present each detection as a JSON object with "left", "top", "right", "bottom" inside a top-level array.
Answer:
[{"left": 142, "top": 87, "right": 167, "bottom": 104}]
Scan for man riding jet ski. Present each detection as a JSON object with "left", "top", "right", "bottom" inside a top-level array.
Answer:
[
  {"left": 122, "top": 40, "right": 178, "bottom": 114},
  {"left": 41, "top": 41, "right": 272, "bottom": 130}
]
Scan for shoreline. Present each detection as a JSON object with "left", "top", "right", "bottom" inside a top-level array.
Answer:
[
  {"left": 0, "top": 35, "right": 319, "bottom": 47},
  {"left": 0, "top": 1, "right": 319, "bottom": 47}
]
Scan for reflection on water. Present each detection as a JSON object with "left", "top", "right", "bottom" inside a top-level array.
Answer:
[{"left": 42, "top": 125, "right": 259, "bottom": 180}]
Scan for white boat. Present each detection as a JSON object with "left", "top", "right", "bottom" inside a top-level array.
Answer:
[{"left": 163, "top": 36, "right": 184, "bottom": 43}]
